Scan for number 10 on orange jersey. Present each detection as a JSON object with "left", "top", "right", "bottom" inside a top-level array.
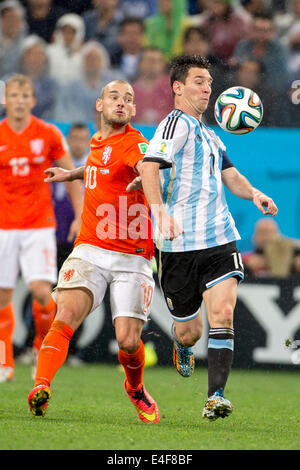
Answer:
[{"left": 141, "top": 282, "right": 153, "bottom": 314}]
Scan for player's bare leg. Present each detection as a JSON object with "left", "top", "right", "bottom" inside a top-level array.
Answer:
[
  {"left": 0, "top": 288, "right": 15, "bottom": 382},
  {"left": 30, "top": 280, "right": 56, "bottom": 378},
  {"left": 116, "top": 317, "right": 159, "bottom": 423},
  {"left": 28, "top": 288, "right": 92, "bottom": 416},
  {"left": 202, "top": 277, "right": 237, "bottom": 420}
]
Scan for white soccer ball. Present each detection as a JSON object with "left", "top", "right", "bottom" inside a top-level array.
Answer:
[{"left": 214, "top": 86, "right": 263, "bottom": 134}]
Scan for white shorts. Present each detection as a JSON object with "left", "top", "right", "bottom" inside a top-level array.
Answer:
[
  {"left": 54, "top": 244, "right": 155, "bottom": 323},
  {"left": 0, "top": 228, "right": 57, "bottom": 288}
]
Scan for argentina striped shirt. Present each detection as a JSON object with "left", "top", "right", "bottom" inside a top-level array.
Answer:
[{"left": 143, "top": 109, "right": 241, "bottom": 252}]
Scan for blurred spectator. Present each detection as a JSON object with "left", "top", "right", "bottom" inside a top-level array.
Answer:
[
  {"left": 0, "top": 0, "right": 27, "bottom": 78},
  {"left": 145, "top": 0, "right": 188, "bottom": 60},
  {"left": 242, "top": 218, "right": 300, "bottom": 278},
  {"left": 83, "top": 0, "right": 123, "bottom": 57},
  {"left": 52, "top": 0, "right": 92, "bottom": 15},
  {"left": 110, "top": 17, "right": 145, "bottom": 81},
  {"left": 19, "top": 34, "right": 58, "bottom": 119},
  {"left": 272, "top": 0, "right": 289, "bottom": 12},
  {"left": 233, "top": 11, "right": 289, "bottom": 91},
  {"left": 132, "top": 47, "right": 173, "bottom": 125},
  {"left": 25, "top": 0, "right": 66, "bottom": 43},
  {"left": 285, "top": 1, "right": 300, "bottom": 78},
  {"left": 47, "top": 13, "right": 85, "bottom": 84},
  {"left": 195, "top": 0, "right": 252, "bottom": 66},
  {"left": 187, "top": 0, "right": 206, "bottom": 15},
  {"left": 273, "top": 0, "right": 296, "bottom": 38},
  {"left": 52, "top": 122, "right": 90, "bottom": 269},
  {"left": 182, "top": 25, "right": 210, "bottom": 57},
  {"left": 182, "top": 25, "right": 230, "bottom": 79},
  {"left": 240, "top": 0, "right": 271, "bottom": 17},
  {"left": 118, "top": 0, "right": 158, "bottom": 19},
  {"left": 229, "top": 59, "right": 278, "bottom": 127},
  {"left": 275, "top": 75, "right": 300, "bottom": 128},
  {"left": 52, "top": 40, "right": 123, "bottom": 124}
]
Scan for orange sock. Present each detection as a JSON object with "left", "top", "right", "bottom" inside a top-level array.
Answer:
[
  {"left": 118, "top": 340, "right": 145, "bottom": 394},
  {"left": 34, "top": 320, "right": 73, "bottom": 387},
  {"left": 32, "top": 297, "right": 56, "bottom": 351},
  {"left": 0, "top": 303, "right": 15, "bottom": 368}
]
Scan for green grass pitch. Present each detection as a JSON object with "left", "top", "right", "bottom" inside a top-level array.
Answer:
[{"left": 1, "top": 363, "right": 300, "bottom": 451}]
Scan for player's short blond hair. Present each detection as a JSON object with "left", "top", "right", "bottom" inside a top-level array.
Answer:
[
  {"left": 100, "top": 80, "right": 134, "bottom": 99},
  {"left": 5, "top": 74, "right": 35, "bottom": 96}
]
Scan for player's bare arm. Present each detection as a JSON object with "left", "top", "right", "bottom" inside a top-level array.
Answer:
[
  {"left": 126, "top": 159, "right": 143, "bottom": 191},
  {"left": 44, "top": 166, "right": 85, "bottom": 183},
  {"left": 222, "top": 166, "right": 278, "bottom": 217},
  {"left": 140, "top": 161, "right": 183, "bottom": 240},
  {"left": 55, "top": 153, "right": 84, "bottom": 241}
]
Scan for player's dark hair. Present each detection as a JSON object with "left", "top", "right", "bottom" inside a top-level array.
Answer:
[
  {"left": 119, "top": 17, "right": 145, "bottom": 32},
  {"left": 253, "top": 10, "right": 273, "bottom": 22},
  {"left": 169, "top": 55, "right": 210, "bottom": 91},
  {"left": 237, "top": 58, "right": 265, "bottom": 75},
  {"left": 68, "top": 122, "right": 90, "bottom": 134},
  {"left": 183, "top": 26, "right": 207, "bottom": 44},
  {"left": 140, "top": 45, "right": 164, "bottom": 56}
]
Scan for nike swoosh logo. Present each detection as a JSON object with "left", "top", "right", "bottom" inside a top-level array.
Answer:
[
  {"left": 41, "top": 345, "right": 61, "bottom": 352},
  {"left": 127, "top": 361, "right": 145, "bottom": 369},
  {"left": 136, "top": 406, "right": 157, "bottom": 422}
]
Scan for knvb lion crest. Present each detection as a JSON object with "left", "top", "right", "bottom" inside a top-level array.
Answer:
[
  {"left": 63, "top": 269, "right": 75, "bottom": 281},
  {"left": 102, "top": 146, "right": 112, "bottom": 165},
  {"left": 30, "top": 138, "right": 44, "bottom": 155}
]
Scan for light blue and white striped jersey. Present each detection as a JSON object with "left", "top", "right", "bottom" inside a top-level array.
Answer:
[{"left": 143, "top": 109, "right": 241, "bottom": 252}]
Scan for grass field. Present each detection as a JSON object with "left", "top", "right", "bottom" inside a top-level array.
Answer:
[{"left": 1, "top": 362, "right": 300, "bottom": 451}]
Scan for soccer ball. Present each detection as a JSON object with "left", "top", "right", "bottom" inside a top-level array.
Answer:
[{"left": 214, "top": 86, "right": 263, "bottom": 134}]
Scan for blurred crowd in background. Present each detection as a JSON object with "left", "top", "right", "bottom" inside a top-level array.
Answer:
[{"left": 0, "top": 0, "right": 299, "bottom": 128}]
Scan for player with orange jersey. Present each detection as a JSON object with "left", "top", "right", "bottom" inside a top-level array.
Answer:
[
  {"left": 0, "top": 74, "right": 83, "bottom": 382},
  {"left": 27, "top": 80, "right": 159, "bottom": 424}
]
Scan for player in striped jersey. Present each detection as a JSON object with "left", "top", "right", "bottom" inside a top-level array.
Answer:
[{"left": 140, "top": 55, "right": 278, "bottom": 421}]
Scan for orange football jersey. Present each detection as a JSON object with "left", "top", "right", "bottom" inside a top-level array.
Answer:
[
  {"left": 0, "top": 116, "right": 67, "bottom": 229},
  {"left": 75, "top": 124, "right": 154, "bottom": 260}
]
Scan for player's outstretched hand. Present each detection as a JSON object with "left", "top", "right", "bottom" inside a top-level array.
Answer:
[
  {"left": 44, "top": 167, "right": 71, "bottom": 183},
  {"left": 67, "top": 217, "right": 81, "bottom": 242},
  {"left": 253, "top": 192, "right": 278, "bottom": 217}
]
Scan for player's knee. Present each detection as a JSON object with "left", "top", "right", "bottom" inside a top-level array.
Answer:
[
  {"left": 221, "top": 304, "right": 234, "bottom": 326},
  {"left": 117, "top": 334, "right": 140, "bottom": 354},
  {"left": 211, "top": 303, "right": 234, "bottom": 328},
  {"left": 177, "top": 327, "right": 202, "bottom": 347},
  {"left": 55, "top": 306, "right": 81, "bottom": 331},
  {"left": 0, "top": 289, "right": 14, "bottom": 309},
  {"left": 30, "top": 282, "right": 52, "bottom": 306}
]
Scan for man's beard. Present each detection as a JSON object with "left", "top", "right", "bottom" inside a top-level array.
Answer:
[{"left": 102, "top": 111, "right": 130, "bottom": 128}]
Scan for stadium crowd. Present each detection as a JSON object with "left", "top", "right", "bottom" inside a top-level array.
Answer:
[
  {"left": 0, "top": 0, "right": 299, "bottom": 386},
  {"left": 0, "top": 0, "right": 299, "bottom": 128}
]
